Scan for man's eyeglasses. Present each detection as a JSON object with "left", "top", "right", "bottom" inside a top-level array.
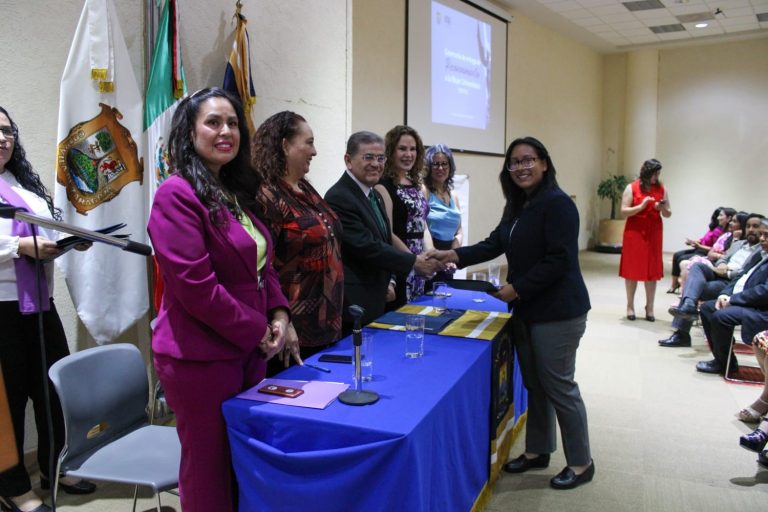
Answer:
[
  {"left": 431, "top": 162, "right": 450, "bottom": 169},
  {"left": 361, "top": 154, "right": 386, "bottom": 164},
  {"left": 507, "top": 156, "right": 538, "bottom": 171},
  {"left": 0, "top": 127, "right": 16, "bottom": 141}
]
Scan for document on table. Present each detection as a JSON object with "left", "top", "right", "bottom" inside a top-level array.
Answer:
[{"left": 237, "top": 378, "right": 349, "bottom": 409}]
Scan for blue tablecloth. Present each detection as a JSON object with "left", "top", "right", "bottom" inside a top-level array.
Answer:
[
  {"left": 223, "top": 329, "right": 491, "bottom": 512},
  {"left": 411, "top": 289, "right": 528, "bottom": 424}
]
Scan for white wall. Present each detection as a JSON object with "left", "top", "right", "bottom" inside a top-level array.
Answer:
[{"left": 655, "top": 38, "right": 768, "bottom": 250}]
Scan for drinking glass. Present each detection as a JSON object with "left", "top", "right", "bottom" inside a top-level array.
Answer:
[
  {"left": 432, "top": 281, "right": 448, "bottom": 313},
  {"left": 470, "top": 272, "right": 487, "bottom": 303},
  {"left": 405, "top": 315, "right": 425, "bottom": 358}
]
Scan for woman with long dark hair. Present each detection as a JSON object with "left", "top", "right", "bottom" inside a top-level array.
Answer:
[
  {"left": 148, "top": 88, "right": 290, "bottom": 512},
  {"left": 619, "top": 159, "right": 671, "bottom": 321},
  {"left": 430, "top": 136, "right": 594, "bottom": 490},
  {"left": 0, "top": 106, "right": 95, "bottom": 512}
]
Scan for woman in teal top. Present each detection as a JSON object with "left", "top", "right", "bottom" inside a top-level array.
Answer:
[{"left": 424, "top": 144, "right": 462, "bottom": 287}]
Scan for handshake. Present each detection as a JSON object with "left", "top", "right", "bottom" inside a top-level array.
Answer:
[{"left": 413, "top": 249, "right": 458, "bottom": 277}]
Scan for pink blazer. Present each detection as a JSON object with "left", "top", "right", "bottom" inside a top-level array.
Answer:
[{"left": 148, "top": 175, "right": 289, "bottom": 362}]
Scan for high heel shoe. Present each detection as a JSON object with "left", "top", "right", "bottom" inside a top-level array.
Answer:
[
  {"left": 736, "top": 407, "right": 764, "bottom": 423},
  {"left": 39, "top": 476, "right": 96, "bottom": 495},
  {"left": 739, "top": 428, "right": 768, "bottom": 453},
  {"left": 666, "top": 286, "right": 680, "bottom": 294},
  {"left": 0, "top": 496, "right": 52, "bottom": 512}
]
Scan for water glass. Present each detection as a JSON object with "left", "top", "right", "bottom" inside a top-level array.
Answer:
[
  {"left": 432, "top": 281, "right": 448, "bottom": 313},
  {"left": 488, "top": 263, "right": 501, "bottom": 288},
  {"left": 470, "top": 272, "right": 487, "bottom": 303},
  {"left": 360, "top": 331, "right": 373, "bottom": 382},
  {"left": 405, "top": 315, "right": 425, "bottom": 358}
]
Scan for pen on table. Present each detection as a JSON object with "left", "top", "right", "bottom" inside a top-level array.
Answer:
[{"left": 303, "top": 362, "right": 331, "bottom": 373}]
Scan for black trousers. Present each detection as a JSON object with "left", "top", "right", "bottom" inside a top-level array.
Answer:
[{"left": 0, "top": 300, "right": 70, "bottom": 496}]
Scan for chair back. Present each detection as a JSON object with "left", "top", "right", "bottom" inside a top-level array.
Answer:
[{"left": 49, "top": 343, "right": 149, "bottom": 467}]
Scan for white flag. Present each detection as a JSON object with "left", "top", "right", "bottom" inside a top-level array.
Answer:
[{"left": 54, "top": 0, "right": 148, "bottom": 343}]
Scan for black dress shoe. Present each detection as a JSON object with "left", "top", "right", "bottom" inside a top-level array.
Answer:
[
  {"left": 740, "top": 428, "right": 768, "bottom": 453},
  {"left": 40, "top": 476, "right": 97, "bottom": 495},
  {"left": 502, "top": 453, "right": 550, "bottom": 473},
  {"left": 696, "top": 359, "right": 725, "bottom": 374},
  {"left": 626, "top": 314, "right": 636, "bottom": 321},
  {"left": 668, "top": 298, "right": 699, "bottom": 321},
  {"left": 658, "top": 331, "right": 692, "bottom": 347},
  {"left": 550, "top": 460, "right": 595, "bottom": 490},
  {"left": 0, "top": 496, "right": 52, "bottom": 512}
]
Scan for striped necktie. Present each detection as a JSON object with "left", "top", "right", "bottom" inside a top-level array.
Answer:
[{"left": 368, "top": 191, "right": 387, "bottom": 235}]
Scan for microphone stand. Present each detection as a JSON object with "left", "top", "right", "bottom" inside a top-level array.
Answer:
[{"left": 338, "top": 305, "right": 379, "bottom": 406}]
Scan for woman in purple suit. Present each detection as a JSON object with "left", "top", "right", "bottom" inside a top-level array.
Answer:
[{"left": 148, "top": 88, "right": 291, "bottom": 512}]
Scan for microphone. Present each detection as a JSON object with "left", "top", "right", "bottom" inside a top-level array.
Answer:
[
  {"left": 338, "top": 304, "right": 379, "bottom": 406},
  {"left": 349, "top": 305, "right": 364, "bottom": 346}
]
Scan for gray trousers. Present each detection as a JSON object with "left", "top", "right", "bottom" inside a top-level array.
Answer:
[
  {"left": 515, "top": 314, "right": 591, "bottom": 466},
  {"left": 672, "top": 263, "right": 729, "bottom": 333}
]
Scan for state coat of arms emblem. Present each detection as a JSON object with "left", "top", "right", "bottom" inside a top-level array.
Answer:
[{"left": 56, "top": 103, "right": 143, "bottom": 215}]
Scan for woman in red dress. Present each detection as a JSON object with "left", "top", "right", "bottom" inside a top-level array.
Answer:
[{"left": 619, "top": 159, "right": 671, "bottom": 321}]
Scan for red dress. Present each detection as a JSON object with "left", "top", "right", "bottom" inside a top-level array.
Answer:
[{"left": 619, "top": 180, "right": 665, "bottom": 281}]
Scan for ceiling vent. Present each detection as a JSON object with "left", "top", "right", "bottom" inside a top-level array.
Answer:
[
  {"left": 623, "top": 0, "right": 665, "bottom": 12},
  {"left": 757, "top": 13, "right": 768, "bottom": 22},
  {"left": 676, "top": 12, "right": 715, "bottom": 23},
  {"left": 649, "top": 23, "right": 686, "bottom": 33}
]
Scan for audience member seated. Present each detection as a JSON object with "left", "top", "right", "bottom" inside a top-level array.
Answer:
[
  {"left": 695, "top": 219, "right": 768, "bottom": 375},
  {"left": 667, "top": 207, "right": 732, "bottom": 293},
  {"left": 735, "top": 329, "right": 768, "bottom": 423},
  {"left": 678, "top": 209, "right": 742, "bottom": 289},
  {"left": 659, "top": 213, "right": 764, "bottom": 347}
]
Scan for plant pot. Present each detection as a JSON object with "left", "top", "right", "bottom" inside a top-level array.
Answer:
[{"left": 595, "top": 219, "right": 626, "bottom": 253}]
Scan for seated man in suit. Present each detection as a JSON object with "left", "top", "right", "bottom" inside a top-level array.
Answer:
[
  {"left": 659, "top": 213, "right": 764, "bottom": 347},
  {"left": 696, "top": 219, "right": 768, "bottom": 374},
  {"left": 325, "top": 131, "right": 442, "bottom": 333}
]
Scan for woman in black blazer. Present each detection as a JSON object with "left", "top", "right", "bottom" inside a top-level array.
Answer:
[{"left": 430, "top": 136, "right": 593, "bottom": 490}]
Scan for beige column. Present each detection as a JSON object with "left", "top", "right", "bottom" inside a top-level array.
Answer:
[{"left": 623, "top": 49, "right": 659, "bottom": 173}]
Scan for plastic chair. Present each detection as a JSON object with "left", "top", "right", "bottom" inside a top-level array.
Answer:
[{"left": 48, "top": 343, "right": 181, "bottom": 511}]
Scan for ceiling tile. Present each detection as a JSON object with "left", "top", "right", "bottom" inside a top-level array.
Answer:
[
  {"left": 723, "top": 22, "right": 761, "bottom": 30},
  {"left": 547, "top": 1, "right": 585, "bottom": 12},
  {"left": 588, "top": 4, "right": 629, "bottom": 15},
  {"left": 656, "top": 31, "right": 693, "bottom": 40},
  {"left": 610, "top": 20, "right": 647, "bottom": 29},
  {"left": 718, "top": 15, "right": 760, "bottom": 25},
  {"left": 571, "top": 16, "right": 608, "bottom": 26},
  {"left": 576, "top": 0, "right": 619, "bottom": 6},
  {"left": 560, "top": 8, "right": 596, "bottom": 18},
  {"left": 640, "top": 16, "right": 679, "bottom": 26},
  {"left": 719, "top": 7, "right": 759, "bottom": 16},
  {"left": 598, "top": 12, "right": 639, "bottom": 22}
]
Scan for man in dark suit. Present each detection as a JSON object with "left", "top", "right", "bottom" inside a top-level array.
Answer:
[
  {"left": 325, "top": 131, "right": 441, "bottom": 331},
  {"left": 696, "top": 220, "right": 768, "bottom": 374}
]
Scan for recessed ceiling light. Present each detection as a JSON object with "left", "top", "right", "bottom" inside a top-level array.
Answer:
[{"left": 695, "top": 22, "right": 708, "bottom": 28}]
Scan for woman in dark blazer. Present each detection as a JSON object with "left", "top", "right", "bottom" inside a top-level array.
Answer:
[
  {"left": 430, "top": 136, "right": 593, "bottom": 490},
  {"left": 148, "top": 88, "right": 290, "bottom": 512}
]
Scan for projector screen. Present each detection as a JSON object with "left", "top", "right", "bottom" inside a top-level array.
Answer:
[{"left": 407, "top": 0, "right": 509, "bottom": 155}]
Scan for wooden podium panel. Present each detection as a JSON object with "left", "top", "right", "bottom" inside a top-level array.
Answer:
[{"left": 0, "top": 367, "right": 19, "bottom": 472}]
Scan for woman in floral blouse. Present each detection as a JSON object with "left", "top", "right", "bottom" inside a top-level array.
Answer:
[{"left": 253, "top": 112, "right": 344, "bottom": 375}]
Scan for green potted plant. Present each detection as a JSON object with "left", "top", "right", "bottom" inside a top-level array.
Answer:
[{"left": 596, "top": 174, "right": 629, "bottom": 252}]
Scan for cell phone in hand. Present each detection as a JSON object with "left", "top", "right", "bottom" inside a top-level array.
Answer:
[{"left": 257, "top": 384, "right": 304, "bottom": 398}]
